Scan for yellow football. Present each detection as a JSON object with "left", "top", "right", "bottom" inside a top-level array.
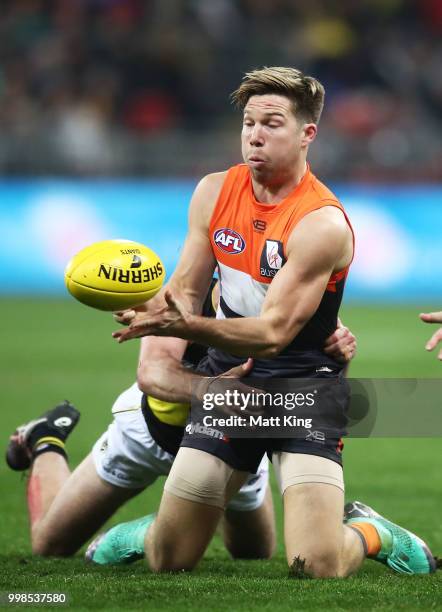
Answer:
[{"left": 65, "top": 239, "right": 165, "bottom": 311}]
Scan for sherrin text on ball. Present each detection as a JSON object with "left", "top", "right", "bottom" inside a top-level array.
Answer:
[{"left": 65, "top": 239, "right": 165, "bottom": 311}]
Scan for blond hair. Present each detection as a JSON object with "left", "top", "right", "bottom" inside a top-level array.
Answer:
[{"left": 231, "top": 66, "right": 325, "bottom": 124}]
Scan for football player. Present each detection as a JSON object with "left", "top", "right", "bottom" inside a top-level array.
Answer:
[{"left": 106, "top": 67, "right": 438, "bottom": 577}]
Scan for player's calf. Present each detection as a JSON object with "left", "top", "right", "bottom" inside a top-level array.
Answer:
[
  {"left": 6, "top": 401, "right": 81, "bottom": 555},
  {"left": 32, "top": 454, "right": 143, "bottom": 558},
  {"left": 223, "top": 486, "right": 276, "bottom": 560}
]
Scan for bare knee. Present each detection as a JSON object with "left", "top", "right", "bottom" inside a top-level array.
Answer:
[
  {"left": 289, "top": 548, "right": 344, "bottom": 579},
  {"left": 147, "top": 540, "right": 198, "bottom": 573},
  {"left": 148, "top": 557, "right": 196, "bottom": 573},
  {"left": 32, "top": 537, "right": 75, "bottom": 557}
]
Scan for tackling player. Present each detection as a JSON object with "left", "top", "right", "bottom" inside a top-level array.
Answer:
[
  {"left": 104, "top": 67, "right": 438, "bottom": 577},
  {"left": 5, "top": 282, "right": 273, "bottom": 559}
]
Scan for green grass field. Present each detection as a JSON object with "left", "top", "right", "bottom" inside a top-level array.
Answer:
[{"left": 0, "top": 299, "right": 441, "bottom": 611}]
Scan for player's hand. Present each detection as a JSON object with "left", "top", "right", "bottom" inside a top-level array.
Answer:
[
  {"left": 113, "top": 290, "right": 191, "bottom": 342},
  {"left": 323, "top": 321, "right": 356, "bottom": 363},
  {"left": 419, "top": 311, "right": 442, "bottom": 360},
  {"left": 220, "top": 358, "right": 254, "bottom": 379},
  {"left": 193, "top": 359, "right": 253, "bottom": 399},
  {"left": 194, "top": 359, "right": 265, "bottom": 418},
  {"left": 113, "top": 291, "right": 172, "bottom": 326}
]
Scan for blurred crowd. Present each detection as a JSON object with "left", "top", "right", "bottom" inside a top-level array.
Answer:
[{"left": 0, "top": 0, "right": 440, "bottom": 181}]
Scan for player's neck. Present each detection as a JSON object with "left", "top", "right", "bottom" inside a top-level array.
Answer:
[{"left": 251, "top": 160, "right": 308, "bottom": 205}]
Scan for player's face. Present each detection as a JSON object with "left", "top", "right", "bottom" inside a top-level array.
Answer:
[{"left": 241, "top": 94, "right": 311, "bottom": 182}]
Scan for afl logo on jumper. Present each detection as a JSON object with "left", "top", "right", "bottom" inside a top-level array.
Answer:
[
  {"left": 214, "top": 228, "right": 246, "bottom": 254},
  {"left": 260, "top": 240, "right": 286, "bottom": 278}
]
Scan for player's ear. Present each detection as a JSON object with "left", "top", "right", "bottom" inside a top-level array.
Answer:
[{"left": 301, "top": 123, "right": 317, "bottom": 146}]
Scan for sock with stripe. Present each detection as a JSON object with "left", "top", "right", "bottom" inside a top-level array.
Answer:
[
  {"left": 349, "top": 522, "right": 382, "bottom": 557},
  {"left": 28, "top": 424, "right": 68, "bottom": 461}
]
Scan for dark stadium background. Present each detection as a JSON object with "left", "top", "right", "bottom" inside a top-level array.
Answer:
[{"left": 0, "top": 2, "right": 440, "bottom": 610}]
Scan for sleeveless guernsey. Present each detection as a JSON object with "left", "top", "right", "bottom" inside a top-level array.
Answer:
[{"left": 206, "top": 163, "right": 354, "bottom": 375}]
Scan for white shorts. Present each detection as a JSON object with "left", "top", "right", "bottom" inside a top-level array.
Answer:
[{"left": 92, "top": 383, "right": 268, "bottom": 512}]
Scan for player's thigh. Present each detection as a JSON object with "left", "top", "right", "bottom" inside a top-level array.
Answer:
[
  {"left": 93, "top": 383, "right": 173, "bottom": 489},
  {"left": 274, "top": 452, "right": 344, "bottom": 568},
  {"left": 34, "top": 454, "right": 143, "bottom": 555},
  {"left": 223, "top": 484, "right": 276, "bottom": 559},
  {"left": 148, "top": 447, "right": 247, "bottom": 571}
]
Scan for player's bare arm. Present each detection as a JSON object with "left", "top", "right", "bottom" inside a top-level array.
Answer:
[
  {"left": 137, "top": 336, "right": 190, "bottom": 402},
  {"left": 111, "top": 170, "right": 221, "bottom": 335},
  {"left": 419, "top": 311, "right": 442, "bottom": 360},
  {"left": 116, "top": 206, "right": 353, "bottom": 357},
  {"left": 154, "top": 172, "right": 223, "bottom": 314},
  {"left": 134, "top": 296, "right": 356, "bottom": 364},
  {"left": 113, "top": 172, "right": 221, "bottom": 338},
  {"left": 137, "top": 335, "right": 253, "bottom": 402},
  {"left": 112, "top": 172, "right": 224, "bottom": 328}
]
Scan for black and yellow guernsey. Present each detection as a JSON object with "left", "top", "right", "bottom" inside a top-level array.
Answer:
[{"left": 141, "top": 279, "right": 217, "bottom": 456}]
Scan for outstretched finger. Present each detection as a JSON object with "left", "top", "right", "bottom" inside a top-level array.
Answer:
[
  {"left": 425, "top": 328, "right": 442, "bottom": 351},
  {"left": 420, "top": 311, "right": 442, "bottom": 324},
  {"left": 112, "top": 325, "right": 144, "bottom": 343},
  {"left": 112, "top": 328, "right": 131, "bottom": 343}
]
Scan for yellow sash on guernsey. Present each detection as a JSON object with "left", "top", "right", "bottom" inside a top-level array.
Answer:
[{"left": 147, "top": 396, "right": 190, "bottom": 427}]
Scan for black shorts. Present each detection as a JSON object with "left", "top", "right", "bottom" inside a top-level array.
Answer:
[
  {"left": 181, "top": 349, "right": 347, "bottom": 473},
  {"left": 180, "top": 431, "right": 344, "bottom": 474}
]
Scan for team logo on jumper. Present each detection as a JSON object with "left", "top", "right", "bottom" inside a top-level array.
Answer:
[
  {"left": 260, "top": 240, "right": 286, "bottom": 277},
  {"left": 214, "top": 228, "right": 246, "bottom": 254}
]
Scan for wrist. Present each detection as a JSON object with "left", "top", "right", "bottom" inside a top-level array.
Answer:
[
  {"left": 181, "top": 313, "right": 200, "bottom": 340},
  {"left": 193, "top": 373, "right": 222, "bottom": 402},
  {"left": 193, "top": 375, "right": 210, "bottom": 402}
]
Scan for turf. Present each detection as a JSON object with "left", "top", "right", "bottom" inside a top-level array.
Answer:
[{"left": 0, "top": 299, "right": 441, "bottom": 610}]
